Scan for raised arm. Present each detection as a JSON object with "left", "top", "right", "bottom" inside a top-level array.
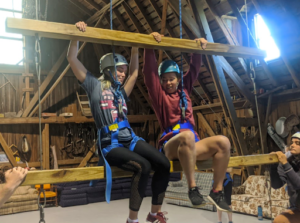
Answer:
[
  {"left": 67, "top": 22, "right": 88, "bottom": 83},
  {"left": 143, "top": 33, "right": 164, "bottom": 107},
  {"left": 183, "top": 38, "right": 207, "bottom": 93},
  {"left": 123, "top": 47, "right": 139, "bottom": 97}
]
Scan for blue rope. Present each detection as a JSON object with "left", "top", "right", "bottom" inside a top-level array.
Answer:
[
  {"left": 109, "top": 0, "right": 124, "bottom": 119},
  {"left": 179, "top": 0, "right": 187, "bottom": 120}
]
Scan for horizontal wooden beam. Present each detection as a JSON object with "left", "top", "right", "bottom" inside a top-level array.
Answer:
[
  {"left": 0, "top": 64, "right": 24, "bottom": 74},
  {"left": 0, "top": 115, "right": 158, "bottom": 125},
  {"left": 6, "top": 18, "right": 266, "bottom": 59},
  {"left": 21, "top": 154, "right": 278, "bottom": 185}
]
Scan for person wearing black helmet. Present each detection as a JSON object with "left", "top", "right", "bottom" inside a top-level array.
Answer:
[
  {"left": 143, "top": 32, "right": 232, "bottom": 212},
  {"left": 271, "top": 132, "right": 300, "bottom": 223},
  {"left": 67, "top": 22, "right": 170, "bottom": 223}
]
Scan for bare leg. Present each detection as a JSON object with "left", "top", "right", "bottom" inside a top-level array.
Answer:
[
  {"left": 129, "top": 210, "right": 138, "bottom": 220},
  {"left": 151, "top": 204, "right": 161, "bottom": 213},
  {"left": 227, "top": 205, "right": 233, "bottom": 222},
  {"left": 217, "top": 209, "right": 223, "bottom": 222},
  {"left": 164, "top": 131, "right": 197, "bottom": 188},
  {"left": 195, "top": 136, "right": 231, "bottom": 191}
]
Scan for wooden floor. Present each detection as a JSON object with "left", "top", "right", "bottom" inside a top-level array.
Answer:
[{"left": 0, "top": 197, "right": 273, "bottom": 223}]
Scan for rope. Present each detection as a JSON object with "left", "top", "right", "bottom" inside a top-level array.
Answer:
[
  {"left": 179, "top": 0, "right": 187, "bottom": 121},
  {"left": 35, "top": 1, "right": 46, "bottom": 222},
  {"left": 109, "top": 0, "right": 125, "bottom": 119}
]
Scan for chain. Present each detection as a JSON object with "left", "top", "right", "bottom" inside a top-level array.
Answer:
[{"left": 37, "top": 185, "right": 46, "bottom": 223}]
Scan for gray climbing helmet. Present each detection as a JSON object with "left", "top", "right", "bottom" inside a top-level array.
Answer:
[{"left": 99, "top": 53, "right": 128, "bottom": 74}]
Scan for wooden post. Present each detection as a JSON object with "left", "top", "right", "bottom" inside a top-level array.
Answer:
[{"left": 42, "top": 124, "right": 50, "bottom": 170}]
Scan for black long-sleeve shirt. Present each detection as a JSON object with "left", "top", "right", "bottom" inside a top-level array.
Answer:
[{"left": 270, "top": 156, "right": 300, "bottom": 208}]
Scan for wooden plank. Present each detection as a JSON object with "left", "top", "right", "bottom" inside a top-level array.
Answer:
[
  {"left": 197, "top": 113, "right": 215, "bottom": 136},
  {"left": 21, "top": 154, "right": 279, "bottom": 186},
  {"left": 42, "top": 124, "right": 50, "bottom": 170},
  {"left": 6, "top": 18, "right": 266, "bottom": 58},
  {"left": 0, "top": 115, "right": 157, "bottom": 125},
  {"left": 0, "top": 132, "right": 18, "bottom": 166},
  {"left": 78, "top": 144, "right": 96, "bottom": 167}
]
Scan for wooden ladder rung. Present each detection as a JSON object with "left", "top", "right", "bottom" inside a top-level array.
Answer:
[{"left": 80, "top": 101, "right": 89, "bottom": 105}]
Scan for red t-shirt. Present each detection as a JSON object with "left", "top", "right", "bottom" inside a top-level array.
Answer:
[{"left": 143, "top": 49, "right": 202, "bottom": 148}]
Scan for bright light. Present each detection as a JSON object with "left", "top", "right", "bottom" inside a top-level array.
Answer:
[
  {"left": 0, "top": 0, "right": 23, "bottom": 65},
  {"left": 254, "top": 14, "right": 280, "bottom": 61}
]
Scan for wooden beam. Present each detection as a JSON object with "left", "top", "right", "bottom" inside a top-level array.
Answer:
[
  {"left": 218, "top": 56, "right": 254, "bottom": 105},
  {"left": 0, "top": 133, "right": 18, "bottom": 166},
  {"left": 168, "top": 0, "right": 201, "bottom": 38},
  {"left": 21, "top": 154, "right": 279, "bottom": 186},
  {"left": 192, "top": 99, "right": 246, "bottom": 112},
  {"left": 257, "top": 85, "right": 287, "bottom": 98},
  {"left": 42, "top": 124, "right": 50, "bottom": 170},
  {"left": 148, "top": 0, "right": 176, "bottom": 38},
  {"left": 86, "top": 0, "right": 124, "bottom": 24},
  {"left": 197, "top": 113, "right": 215, "bottom": 136},
  {"left": 78, "top": 144, "right": 96, "bottom": 167},
  {"left": 0, "top": 115, "right": 157, "bottom": 125},
  {"left": 6, "top": 18, "right": 266, "bottom": 58}
]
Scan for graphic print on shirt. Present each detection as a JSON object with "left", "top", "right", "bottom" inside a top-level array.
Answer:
[{"left": 101, "top": 89, "right": 127, "bottom": 121}]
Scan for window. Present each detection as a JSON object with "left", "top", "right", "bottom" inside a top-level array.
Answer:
[
  {"left": 254, "top": 14, "right": 280, "bottom": 61},
  {"left": 0, "top": 0, "right": 23, "bottom": 65}
]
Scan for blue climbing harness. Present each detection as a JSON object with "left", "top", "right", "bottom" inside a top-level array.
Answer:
[
  {"left": 90, "top": 118, "right": 143, "bottom": 203},
  {"left": 159, "top": 121, "right": 199, "bottom": 152}
]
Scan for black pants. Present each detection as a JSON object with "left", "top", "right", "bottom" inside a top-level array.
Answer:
[
  {"left": 105, "top": 140, "right": 170, "bottom": 211},
  {"left": 223, "top": 180, "right": 232, "bottom": 205}
]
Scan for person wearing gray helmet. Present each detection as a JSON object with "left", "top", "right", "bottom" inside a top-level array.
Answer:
[{"left": 67, "top": 21, "right": 170, "bottom": 223}]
